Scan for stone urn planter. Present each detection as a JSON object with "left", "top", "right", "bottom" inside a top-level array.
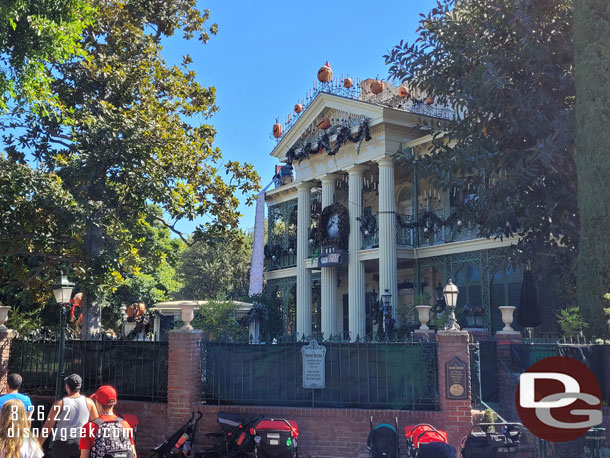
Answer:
[
  {"left": 416, "top": 305, "right": 432, "bottom": 331},
  {"left": 180, "top": 302, "right": 196, "bottom": 331},
  {"left": 499, "top": 306, "right": 516, "bottom": 332},
  {"left": 0, "top": 305, "right": 10, "bottom": 331}
]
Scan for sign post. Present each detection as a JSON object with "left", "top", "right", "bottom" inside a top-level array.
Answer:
[{"left": 301, "top": 340, "right": 326, "bottom": 407}]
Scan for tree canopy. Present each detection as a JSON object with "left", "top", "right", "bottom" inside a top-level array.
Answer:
[
  {"left": 0, "top": 0, "right": 259, "bottom": 337},
  {"left": 0, "top": 0, "right": 93, "bottom": 111},
  {"left": 385, "top": 0, "right": 576, "bottom": 272}
]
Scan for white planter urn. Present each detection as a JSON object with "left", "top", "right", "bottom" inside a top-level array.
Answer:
[
  {"left": 416, "top": 305, "right": 432, "bottom": 331},
  {"left": 180, "top": 302, "right": 196, "bottom": 331},
  {"left": 499, "top": 306, "right": 516, "bottom": 332},
  {"left": 0, "top": 305, "right": 10, "bottom": 331}
]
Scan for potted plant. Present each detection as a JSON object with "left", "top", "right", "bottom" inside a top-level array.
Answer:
[{"left": 556, "top": 306, "right": 588, "bottom": 337}]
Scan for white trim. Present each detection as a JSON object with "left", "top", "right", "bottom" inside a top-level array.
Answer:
[
  {"left": 415, "top": 237, "right": 517, "bottom": 258},
  {"left": 264, "top": 267, "right": 297, "bottom": 280}
]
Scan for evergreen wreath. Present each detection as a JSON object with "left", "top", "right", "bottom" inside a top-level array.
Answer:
[
  {"left": 357, "top": 213, "right": 378, "bottom": 236},
  {"left": 285, "top": 119, "right": 372, "bottom": 165},
  {"left": 319, "top": 202, "right": 349, "bottom": 249}
]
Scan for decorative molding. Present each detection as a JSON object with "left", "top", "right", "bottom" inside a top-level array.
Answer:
[{"left": 264, "top": 267, "right": 297, "bottom": 281}]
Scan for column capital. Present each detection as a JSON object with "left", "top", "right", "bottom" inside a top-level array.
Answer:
[
  {"left": 296, "top": 181, "right": 314, "bottom": 191},
  {"left": 346, "top": 164, "right": 367, "bottom": 176},
  {"left": 377, "top": 156, "right": 394, "bottom": 167},
  {"left": 320, "top": 173, "right": 339, "bottom": 185}
]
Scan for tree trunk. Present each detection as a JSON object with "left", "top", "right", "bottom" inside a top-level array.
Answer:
[
  {"left": 82, "top": 213, "right": 103, "bottom": 340},
  {"left": 574, "top": 0, "right": 610, "bottom": 336}
]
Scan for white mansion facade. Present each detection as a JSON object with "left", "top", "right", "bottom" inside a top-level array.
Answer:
[{"left": 262, "top": 82, "right": 532, "bottom": 341}]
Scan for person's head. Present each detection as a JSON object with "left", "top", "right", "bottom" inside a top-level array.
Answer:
[
  {"left": 6, "top": 374, "right": 22, "bottom": 392},
  {"left": 64, "top": 374, "right": 82, "bottom": 395},
  {"left": 0, "top": 399, "right": 35, "bottom": 458},
  {"left": 91, "top": 385, "right": 118, "bottom": 413}
]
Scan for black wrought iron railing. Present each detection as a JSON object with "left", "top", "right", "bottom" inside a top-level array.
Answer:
[
  {"left": 201, "top": 339, "right": 439, "bottom": 410},
  {"left": 8, "top": 339, "right": 168, "bottom": 402}
]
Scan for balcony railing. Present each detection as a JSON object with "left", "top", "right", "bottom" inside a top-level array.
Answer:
[
  {"left": 361, "top": 213, "right": 379, "bottom": 249},
  {"left": 396, "top": 213, "right": 415, "bottom": 247},
  {"left": 265, "top": 253, "right": 297, "bottom": 271}
]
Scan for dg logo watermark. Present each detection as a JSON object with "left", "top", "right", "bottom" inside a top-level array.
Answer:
[{"left": 516, "top": 356, "right": 603, "bottom": 442}]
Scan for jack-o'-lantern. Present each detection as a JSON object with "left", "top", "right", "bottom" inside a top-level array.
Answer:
[
  {"left": 273, "top": 120, "right": 282, "bottom": 138},
  {"left": 294, "top": 104, "right": 303, "bottom": 114},
  {"left": 127, "top": 302, "right": 146, "bottom": 319},
  {"left": 370, "top": 79, "right": 384, "bottom": 95},
  {"left": 318, "top": 117, "right": 331, "bottom": 130},
  {"left": 317, "top": 61, "right": 333, "bottom": 82},
  {"left": 425, "top": 96, "right": 434, "bottom": 105},
  {"left": 398, "top": 86, "right": 409, "bottom": 98},
  {"left": 344, "top": 77, "right": 353, "bottom": 88}
]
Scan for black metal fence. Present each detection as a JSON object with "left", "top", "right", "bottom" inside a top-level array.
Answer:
[
  {"left": 8, "top": 339, "right": 168, "bottom": 402},
  {"left": 201, "top": 340, "right": 439, "bottom": 410},
  {"left": 510, "top": 342, "right": 610, "bottom": 403}
]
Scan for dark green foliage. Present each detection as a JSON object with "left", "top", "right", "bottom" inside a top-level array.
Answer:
[
  {"left": 178, "top": 230, "right": 252, "bottom": 301},
  {"left": 385, "top": 0, "right": 577, "bottom": 272},
  {"left": 574, "top": 0, "right": 610, "bottom": 336}
]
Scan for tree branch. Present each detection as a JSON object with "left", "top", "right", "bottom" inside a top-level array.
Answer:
[{"left": 151, "top": 214, "right": 193, "bottom": 246}]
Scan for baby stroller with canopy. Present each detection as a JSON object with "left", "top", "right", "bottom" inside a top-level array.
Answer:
[
  {"left": 151, "top": 411, "right": 203, "bottom": 457},
  {"left": 253, "top": 418, "right": 299, "bottom": 458},
  {"left": 367, "top": 417, "right": 399, "bottom": 458},
  {"left": 460, "top": 423, "right": 521, "bottom": 458},
  {"left": 405, "top": 424, "right": 455, "bottom": 458},
  {"left": 202, "top": 411, "right": 298, "bottom": 458}
]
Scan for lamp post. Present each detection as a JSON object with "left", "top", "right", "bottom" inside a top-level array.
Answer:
[
  {"left": 52, "top": 273, "right": 74, "bottom": 400},
  {"left": 443, "top": 279, "right": 460, "bottom": 331},
  {"left": 381, "top": 289, "right": 392, "bottom": 334}
]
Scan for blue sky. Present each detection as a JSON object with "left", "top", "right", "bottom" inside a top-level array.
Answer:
[{"left": 163, "top": 1, "right": 437, "bottom": 233}]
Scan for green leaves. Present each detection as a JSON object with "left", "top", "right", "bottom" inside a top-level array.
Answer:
[{"left": 385, "top": 0, "right": 576, "bottom": 268}]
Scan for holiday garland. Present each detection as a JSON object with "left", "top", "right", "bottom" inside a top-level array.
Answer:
[
  {"left": 319, "top": 202, "right": 349, "bottom": 249},
  {"left": 286, "top": 119, "right": 371, "bottom": 166}
]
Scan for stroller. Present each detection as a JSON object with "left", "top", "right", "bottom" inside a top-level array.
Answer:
[
  {"left": 405, "top": 424, "right": 455, "bottom": 458},
  {"left": 151, "top": 411, "right": 203, "bottom": 457},
  {"left": 460, "top": 423, "right": 520, "bottom": 458},
  {"left": 203, "top": 411, "right": 298, "bottom": 458},
  {"left": 367, "top": 417, "right": 399, "bottom": 458},
  {"left": 253, "top": 418, "right": 299, "bottom": 458}
]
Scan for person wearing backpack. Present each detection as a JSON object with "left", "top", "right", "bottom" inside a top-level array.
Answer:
[{"left": 79, "top": 385, "right": 136, "bottom": 458}]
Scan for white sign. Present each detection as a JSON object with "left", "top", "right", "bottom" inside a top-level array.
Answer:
[{"left": 301, "top": 340, "right": 326, "bottom": 389}]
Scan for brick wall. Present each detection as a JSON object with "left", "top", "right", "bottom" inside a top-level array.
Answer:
[
  {"left": 2, "top": 326, "right": 478, "bottom": 458},
  {"left": 0, "top": 329, "right": 15, "bottom": 392}
]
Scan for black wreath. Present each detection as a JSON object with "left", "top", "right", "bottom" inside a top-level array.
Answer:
[
  {"left": 285, "top": 120, "right": 372, "bottom": 165},
  {"left": 319, "top": 202, "right": 349, "bottom": 249}
]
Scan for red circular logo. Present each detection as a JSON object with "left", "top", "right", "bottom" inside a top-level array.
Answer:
[{"left": 515, "top": 356, "right": 602, "bottom": 442}]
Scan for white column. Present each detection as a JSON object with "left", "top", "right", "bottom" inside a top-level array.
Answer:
[
  {"left": 296, "top": 182, "right": 313, "bottom": 340},
  {"left": 320, "top": 174, "right": 338, "bottom": 340},
  {"left": 347, "top": 165, "right": 366, "bottom": 341},
  {"left": 377, "top": 157, "right": 398, "bottom": 319}
]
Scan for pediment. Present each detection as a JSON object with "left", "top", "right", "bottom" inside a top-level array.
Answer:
[{"left": 270, "top": 93, "right": 383, "bottom": 161}]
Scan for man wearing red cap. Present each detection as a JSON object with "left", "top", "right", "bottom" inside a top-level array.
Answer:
[{"left": 79, "top": 386, "right": 136, "bottom": 458}]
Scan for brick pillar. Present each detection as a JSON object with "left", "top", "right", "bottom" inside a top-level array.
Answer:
[
  {"left": 167, "top": 329, "right": 203, "bottom": 430},
  {"left": 496, "top": 332, "right": 522, "bottom": 421},
  {"left": 437, "top": 330, "right": 473, "bottom": 450},
  {"left": 0, "top": 329, "right": 16, "bottom": 393}
]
